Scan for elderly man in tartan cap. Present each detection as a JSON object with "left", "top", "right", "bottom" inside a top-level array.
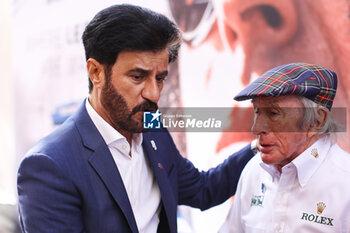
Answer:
[{"left": 219, "top": 63, "right": 350, "bottom": 233}]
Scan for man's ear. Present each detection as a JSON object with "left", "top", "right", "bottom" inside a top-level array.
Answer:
[
  {"left": 87, "top": 58, "right": 105, "bottom": 90},
  {"left": 316, "top": 108, "right": 328, "bottom": 129},
  {"left": 307, "top": 108, "right": 328, "bottom": 137}
]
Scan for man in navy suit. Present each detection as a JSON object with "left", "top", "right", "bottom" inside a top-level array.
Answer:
[{"left": 17, "top": 4, "right": 255, "bottom": 233}]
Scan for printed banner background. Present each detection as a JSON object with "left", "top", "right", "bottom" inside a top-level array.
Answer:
[{"left": 4, "top": 0, "right": 350, "bottom": 232}]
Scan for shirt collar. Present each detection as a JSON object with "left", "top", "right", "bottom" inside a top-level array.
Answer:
[
  {"left": 260, "top": 136, "right": 333, "bottom": 187},
  {"left": 85, "top": 98, "right": 143, "bottom": 147},
  {"left": 260, "top": 162, "right": 281, "bottom": 181},
  {"left": 292, "top": 136, "right": 332, "bottom": 187}
]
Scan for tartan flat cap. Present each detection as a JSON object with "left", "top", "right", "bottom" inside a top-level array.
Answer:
[{"left": 234, "top": 63, "right": 337, "bottom": 110}]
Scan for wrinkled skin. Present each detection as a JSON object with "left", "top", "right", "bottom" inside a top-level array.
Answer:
[
  {"left": 219, "top": 0, "right": 350, "bottom": 151},
  {"left": 179, "top": 0, "right": 350, "bottom": 152}
]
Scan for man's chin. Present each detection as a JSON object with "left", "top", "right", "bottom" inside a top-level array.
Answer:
[
  {"left": 260, "top": 153, "right": 275, "bottom": 164},
  {"left": 128, "top": 120, "right": 145, "bottom": 133},
  {"left": 133, "top": 111, "right": 144, "bottom": 119}
]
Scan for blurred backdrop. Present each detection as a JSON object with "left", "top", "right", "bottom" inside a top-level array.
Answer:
[{"left": 1, "top": 0, "right": 350, "bottom": 232}]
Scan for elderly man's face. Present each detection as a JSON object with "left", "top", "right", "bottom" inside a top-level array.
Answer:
[{"left": 252, "top": 96, "right": 315, "bottom": 171}]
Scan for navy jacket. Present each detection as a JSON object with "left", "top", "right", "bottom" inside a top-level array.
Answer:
[{"left": 17, "top": 101, "right": 254, "bottom": 233}]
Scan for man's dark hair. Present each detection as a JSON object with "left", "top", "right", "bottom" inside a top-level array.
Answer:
[{"left": 82, "top": 4, "right": 182, "bottom": 92}]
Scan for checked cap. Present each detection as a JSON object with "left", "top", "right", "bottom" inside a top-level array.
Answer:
[{"left": 234, "top": 63, "right": 338, "bottom": 110}]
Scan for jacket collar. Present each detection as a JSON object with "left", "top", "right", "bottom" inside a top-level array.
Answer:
[
  {"left": 73, "top": 100, "right": 178, "bottom": 233},
  {"left": 73, "top": 99, "right": 139, "bottom": 233}
]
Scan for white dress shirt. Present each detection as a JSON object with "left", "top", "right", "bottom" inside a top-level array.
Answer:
[
  {"left": 220, "top": 137, "right": 350, "bottom": 233},
  {"left": 86, "top": 99, "right": 161, "bottom": 233}
]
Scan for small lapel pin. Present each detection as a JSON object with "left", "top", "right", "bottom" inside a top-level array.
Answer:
[
  {"left": 261, "top": 183, "right": 266, "bottom": 193},
  {"left": 150, "top": 140, "right": 157, "bottom": 150},
  {"left": 158, "top": 162, "right": 163, "bottom": 169},
  {"left": 311, "top": 148, "right": 319, "bottom": 158}
]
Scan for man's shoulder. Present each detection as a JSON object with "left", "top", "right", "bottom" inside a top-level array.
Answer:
[
  {"left": 26, "top": 117, "right": 80, "bottom": 158},
  {"left": 248, "top": 153, "right": 263, "bottom": 166},
  {"left": 25, "top": 101, "right": 93, "bottom": 158},
  {"left": 240, "top": 153, "right": 262, "bottom": 177},
  {"left": 327, "top": 143, "right": 350, "bottom": 173}
]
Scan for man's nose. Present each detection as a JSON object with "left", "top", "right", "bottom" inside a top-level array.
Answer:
[
  {"left": 251, "top": 113, "right": 268, "bottom": 135},
  {"left": 141, "top": 78, "right": 161, "bottom": 103}
]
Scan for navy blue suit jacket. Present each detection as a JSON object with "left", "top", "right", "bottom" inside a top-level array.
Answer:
[{"left": 17, "top": 101, "right": 254, "bottom": 233}]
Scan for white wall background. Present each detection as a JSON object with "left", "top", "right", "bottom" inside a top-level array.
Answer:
[{"left": 0, "top": 0, "right": 15, "bottom": 205}]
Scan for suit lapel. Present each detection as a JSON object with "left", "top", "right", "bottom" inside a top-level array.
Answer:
[
  {"left": 73, "top": 101, "right": 138, "bottom": 233},
  {"left": 143, "top": 134, "right": 177, "bottom": 233},
  {"left": 88, "top": 146, "right": 138, "bottom": 233}
]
